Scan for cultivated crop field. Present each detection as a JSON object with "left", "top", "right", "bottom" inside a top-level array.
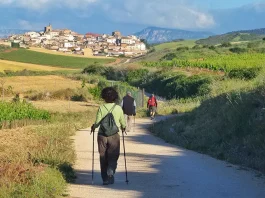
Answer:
[
  {"left": 1, "top": 75, "right": 83, "bottom": 93},
  {"left": 29, "top": 47, "right": 99, "bottom": 58},
  {"left": 32, "top": 100, "right": 98, "bottom": 113},
  {"left": 0, "top": 49, "right": 115, "bottom": 69},
  {"left": 154, "top": 40, "right": 196, "bottom": 51},
  {"left": 142, "top": 53, "right": 265, "bottom": 72},
  {"left": 0, "top": 60, "right": 77, "bottom": 72}
]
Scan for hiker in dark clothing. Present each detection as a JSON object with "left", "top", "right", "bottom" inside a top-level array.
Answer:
[
  {"left": 91, "top": 87, "right": 126, "bottom": 185},
  {"left": 147, "top": 94, "right": 158, "bottom": 120},
  {"left": 121, "top": 91, "right": 136, "bottom": 132}
]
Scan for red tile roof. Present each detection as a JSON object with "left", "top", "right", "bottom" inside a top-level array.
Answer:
[{"left": 85, "top": 32, "right": 101, "bottom": 37}]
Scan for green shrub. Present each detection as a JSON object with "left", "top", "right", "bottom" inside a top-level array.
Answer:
[
  {"left": 0, "top": 101, "right": 50, "bottom": 122},
  {"left": 162, "top": 53, "right": 177, "bottom": 60},
  {"left": 229, "top": 47, "right": 247, "bottom": 54},
  {"left": 104, "top": 67, "right": 128, "bottom": 82},
  {"left": 176, "top": 46, "right": 189, "bottom": 51},
  {"left": 208, "top": 46, "right": 216, "bottom": 50},
  {"left": 82, "top": 64, "right": 106, "bottom": 75},
  {"left": 142, "top": 73, "right": 212, "bottom": 99},
  {"left": 247, "top": 42, "right": 258, "bottom": 48},
  {"left": 192, "top": 45, "right": 201, "bottom": 49},
  {"left": 220, "top": 42, "right": 232, "bottom": 47},
  {"left": 228, "top": 68, "right": 261, "bottom": 80},
  {"left": 126, "top": 69, "right": 149, "bottom": 84}
]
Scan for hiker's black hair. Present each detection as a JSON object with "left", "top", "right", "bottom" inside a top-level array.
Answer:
[{"left": 101, "top": 87, "right": 119, "bottom": 103}]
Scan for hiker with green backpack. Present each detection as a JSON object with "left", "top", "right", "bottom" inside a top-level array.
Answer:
[{"left": 91, "top": 87, "right": 127, "bottom": 185}]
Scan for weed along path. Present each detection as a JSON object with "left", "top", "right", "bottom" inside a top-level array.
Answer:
[{"left": 69, "top": 118, "right": 265, "bottom": 198}]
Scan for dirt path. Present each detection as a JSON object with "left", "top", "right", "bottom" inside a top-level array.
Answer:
[{"left": 69, "top": 118, "right": 265, "bottom": 198}]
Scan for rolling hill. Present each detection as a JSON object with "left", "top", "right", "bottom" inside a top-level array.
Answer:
[
  {"left": 135, "top": 27, "right": 213, "bottom": 44},
  {"left": 197, "top": 28, "right": 265, "bottom": 45},
  {"left": 230, "top": 28, "right": 265, "bottom": 35}
]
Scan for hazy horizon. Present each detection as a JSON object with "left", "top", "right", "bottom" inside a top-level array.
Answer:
[{"left": 0, "top": 0, "right": 265, "bottom": 35}]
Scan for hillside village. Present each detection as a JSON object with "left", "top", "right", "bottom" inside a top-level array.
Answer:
[{"left": 2, "top": 24, "right": 147, "bottom": 57}]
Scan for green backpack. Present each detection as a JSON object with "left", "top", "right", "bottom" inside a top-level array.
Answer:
[{"left": 99, "top": 104, "right": 119, "bottom": 137}]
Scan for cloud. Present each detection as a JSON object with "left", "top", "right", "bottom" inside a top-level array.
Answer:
[
  {"left": 101, "top": 0, "right": 215, "bottom": 29},
  {"left": 0, "top": 0, "right": 98, "bottom": 10},
  {"left": 17, "top": 20, "right": 45, "bottom": 30},
  {"left": 0, "top": 0, "right": 215, "bottom": 30}
]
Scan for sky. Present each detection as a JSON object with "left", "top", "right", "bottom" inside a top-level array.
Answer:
[
  {"left": 198, "top": 0, "right": 259, "bottom": 9},
  {"left": 0, "top": 0, "right": 265, "bottom": 34}
]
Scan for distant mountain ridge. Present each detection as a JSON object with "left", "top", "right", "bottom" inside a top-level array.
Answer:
[
  {"left": 197, "top": 27, "right": 265, "bottom": 45},
  {"left": 229, "top": 28, "right": 265, "bottom": 35},
  {"left": 0, "top": 29, "right": 30, "bottom": 38},
  {"left": 135, "top": 27, "right": 213, "bottom": 44}
]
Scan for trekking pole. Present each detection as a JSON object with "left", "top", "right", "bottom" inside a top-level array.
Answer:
[
  {"left": 122, "top": 129, "right": 129, "bottom": 184},
  {"left": 133, "top": 116, "right": 136, "bottom": 132},
  {"left": 90, "top": 127, "right": 95, "bottom": 185}
]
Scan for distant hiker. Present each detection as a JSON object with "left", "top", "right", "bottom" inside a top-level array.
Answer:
[
  {"left": 147, "top": 94, "right": 158, "bottom": 120},
  {"left": 91, "top": 87, "right": 126, "bottom": 185},
  {"left": 121, "top": 91, "right": 136, "bottom": 132}
]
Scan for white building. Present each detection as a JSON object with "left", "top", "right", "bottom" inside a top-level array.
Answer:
[
  {"left": 64, "top": 34, "right": 74, "bottom": 41},
  {"left": 135, "top": 42, "right": 146, "bottom": 51},
  {"left": 25, "top": 32, "right": 40, "bottom": 38},
  {"left": 121, "top": 37, "right": 135, "bottom": 45},
  {"left": 64, "top": 42, "right": 75, "bottom": 48},
  {"left": 31, "top": 38, "right": 42, "bottom": 44},
  {"left": 46, "top": 31, "right": 60, "bottom": 38},
  {"left": 107, "top": 36, "right": 117, "bottom": 44}
]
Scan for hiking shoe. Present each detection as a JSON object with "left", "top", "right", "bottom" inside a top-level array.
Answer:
[
  {"left": 107, "top": 169, "right": 115, "bottom": 184},
  {"left": 103, "top": 180, "right": 109, "bottom": 185},
  {"left": 108, "top": 175, "right": 114, "bottom": 184}
]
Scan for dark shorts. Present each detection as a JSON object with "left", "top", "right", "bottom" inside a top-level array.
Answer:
[{"left": 149, "top": 106, "right": 157, "bottom": 113}]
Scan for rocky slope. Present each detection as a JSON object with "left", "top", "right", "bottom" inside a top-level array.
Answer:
[{"left": 135, "top": 27, "right": 213, "bottom": 44}]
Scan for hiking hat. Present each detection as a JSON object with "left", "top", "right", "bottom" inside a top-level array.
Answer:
[{"left": 127, "top": 91, "right": 132, "bottom": 96}]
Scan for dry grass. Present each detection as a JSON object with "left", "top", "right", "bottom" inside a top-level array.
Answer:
[
  {"left": 29, "top": 47, "right": 110, "bottom": 59},
  {"left": 0, "top": 60, "right": 77, "bottom": 72},
  {"left": 1, "top": 75, "right": 84, "bottom": 93},
  {"left": 32, "top": 100, "right": 98, "bottom": 113},
  {"left": 0, "top": 128, "right": 40, "bottom": 188},
  {"left": 0, "top": 128, "right": 38, "bottom": 163}
]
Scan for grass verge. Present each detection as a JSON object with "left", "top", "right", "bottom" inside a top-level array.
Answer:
[
  {"left": 151, "top": 85, "right": 265, "bottom": 173},
  {"left": 0, "top": 110, "right": 96, "bottom": 197}
]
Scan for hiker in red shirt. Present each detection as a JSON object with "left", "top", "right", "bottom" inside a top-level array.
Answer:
[{"left": 147, "top": 94, "right": 157, "bottom": 120}]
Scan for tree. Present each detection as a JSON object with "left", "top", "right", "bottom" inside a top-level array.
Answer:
[
  {"left": 140, "top": 39, "right": 151, "bottom": 49},
  {"left": 220, "top": 42, "right": 232, "bottom": 48}
]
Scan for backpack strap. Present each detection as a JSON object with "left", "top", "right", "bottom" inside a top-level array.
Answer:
[{"left": 103, "top": 104, "right": 116, "bottom": 113}]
